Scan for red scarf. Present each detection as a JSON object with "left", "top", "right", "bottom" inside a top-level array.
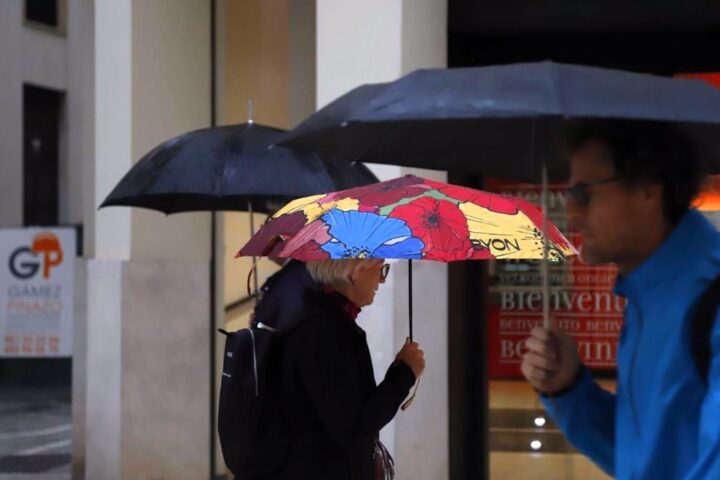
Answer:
[{"left": 321, "top": 287, "right": 361, "bottom": 320}]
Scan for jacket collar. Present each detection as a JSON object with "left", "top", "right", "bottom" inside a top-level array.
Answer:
[
  {"left": 317, "top": 287, "right": 362, "bottom": 320},
  {"left": 614, "top": 209, "right": 720, "bottom": 301}
]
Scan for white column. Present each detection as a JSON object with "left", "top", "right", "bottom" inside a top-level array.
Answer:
[
  {"left": 86, "top": 1, "right": 212, "bottom": 479},
  {"left": 85, "top": 2, "right": 132, "bottom": 478},
  {"left": 317, "top": 1, "right": 448, "bottom": 479},
  {"left": 94, "top": 0, "right": 132, "bottom": 261}
]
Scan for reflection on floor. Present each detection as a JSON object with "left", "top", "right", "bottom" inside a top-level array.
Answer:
[{"left": 489, "top": 380, "right": 614, "bottom": 480}]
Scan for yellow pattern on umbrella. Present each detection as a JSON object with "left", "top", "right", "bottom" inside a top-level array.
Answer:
[
  {"left": 460, "top": 202, "right": 576, "bottom": 261},
  {"left": 273, "top": 194, "right": 359, "bottom": 224}
]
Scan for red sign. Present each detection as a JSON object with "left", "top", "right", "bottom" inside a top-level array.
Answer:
[{"left": 485, "top": 180, "right": 625, "bottom": 378}]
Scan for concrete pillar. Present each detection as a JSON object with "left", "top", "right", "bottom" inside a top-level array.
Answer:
[
  {"left": 316, "top": 1, "right": 448, "bottom": 479},
  {"left": 85, "top": 1, "right": 212, "bottom": 479}
]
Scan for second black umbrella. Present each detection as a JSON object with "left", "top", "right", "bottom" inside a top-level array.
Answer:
[{"left": 100, "top": 121, "right": 378, "bottom": 214}]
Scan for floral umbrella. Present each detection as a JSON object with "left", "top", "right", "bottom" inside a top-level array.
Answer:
[
  {"left": 239, "top": 175, "right": 575, "bottom": 263},
  {"left": 239, "top": 175, "right": 576, "bottom": 337},
  {"left": 239, "top": 175, "right": 576, "bottom": 409}
]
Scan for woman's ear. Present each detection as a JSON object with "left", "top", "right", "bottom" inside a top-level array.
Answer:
[{"left": 348, "top": 262, "right": 363, "bottom": 285}]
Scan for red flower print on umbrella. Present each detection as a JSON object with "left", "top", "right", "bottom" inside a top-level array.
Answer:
[
  {"left": 390, "top": 197, "right": 491, "bottom": 261},
  {"left": 434, "top": 182, "right": 519, "bottom": 215}
]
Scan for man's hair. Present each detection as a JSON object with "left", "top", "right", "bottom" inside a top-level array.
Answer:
[
  {"left": 305, "top": 258, "right": 381, "bottom": 290},
  {"left": 565, "top": 120, "right": 705, "bottom": 225}
]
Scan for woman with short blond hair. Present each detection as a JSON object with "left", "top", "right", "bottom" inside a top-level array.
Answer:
[
  {"left": 272, "top": 257, "right": 425, "bottom": 480},
  {"left": 304, "top": 258, "right": 361, "bottom": 290}
]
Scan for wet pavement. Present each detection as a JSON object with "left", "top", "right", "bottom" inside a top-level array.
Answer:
[{"left": 0, "top": 386, "right": 71, "bottom": 480}]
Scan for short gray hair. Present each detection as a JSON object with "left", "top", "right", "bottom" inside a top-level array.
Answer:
[{"left": 305, "top": 258, "right": 381, "bottom": 289}]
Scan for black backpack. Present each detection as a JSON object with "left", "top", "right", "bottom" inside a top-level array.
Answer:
[
  {"left": 217, "top": 323, "right": 288, "bottom": 479},
  {"left": 217, "top": 261, "right": 317, "bottom": 478},
  {"left": 691, "top": 274, "right": 720, "bottom": 383}
]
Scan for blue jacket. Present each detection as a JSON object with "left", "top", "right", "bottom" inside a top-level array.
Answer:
[{"left": 543, "top": 209, "right": 720, "bottom": 480}]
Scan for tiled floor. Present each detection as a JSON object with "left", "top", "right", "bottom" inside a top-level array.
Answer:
[{"left": 0, "top": 387, "right": 71, "bottom": 480}]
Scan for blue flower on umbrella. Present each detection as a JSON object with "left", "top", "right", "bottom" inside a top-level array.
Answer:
[{"left": 320, "top": 209, "right": 424, "bottom": 259}]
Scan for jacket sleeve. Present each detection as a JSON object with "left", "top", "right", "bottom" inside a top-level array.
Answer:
[
  {"left": 682, "top": 310, "right": 720, "bottom": 480},
  {"left": 541, "top": 367, "right": 616, "bottom": 475},
  {"left": 291, "top": 319, "right": 416, "bottom": 451}
]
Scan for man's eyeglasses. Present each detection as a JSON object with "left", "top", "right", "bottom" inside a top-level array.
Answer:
[
  {"left": 380, "top": 263, "right": 390, "bottom": 281},
  {"left": 566, "top": 177, "right": 620, "bottom": 207}
]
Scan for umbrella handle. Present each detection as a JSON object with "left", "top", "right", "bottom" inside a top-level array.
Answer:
[
  {"left": 246, "top": 259, "right": 260, "bottom": 299},
  {"left": 401, "top": 377, "right": 420, "bottom": 411}
]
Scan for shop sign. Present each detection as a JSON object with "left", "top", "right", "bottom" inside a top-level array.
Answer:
[{"left": 1, "top": 228, "right": 75, "bottom": 357}]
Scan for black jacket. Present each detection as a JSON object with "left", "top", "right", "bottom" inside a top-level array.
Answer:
[{"left": 274, "top": 288, "right": 416, "bottom": 480}]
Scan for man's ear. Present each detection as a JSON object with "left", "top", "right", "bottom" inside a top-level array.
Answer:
[{"left": 640, "top": 181, "right": 663, "bottom": 205}]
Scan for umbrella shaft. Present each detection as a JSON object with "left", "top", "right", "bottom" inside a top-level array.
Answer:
[
  {"left": 248, "top": 201, "right": 259, "bottom": 301},
  {"left": 541, "top": 164, "right": 551, "bottom": 329},
  {"left": 408, "top": 259, "right": 413, "bottom": 341}
]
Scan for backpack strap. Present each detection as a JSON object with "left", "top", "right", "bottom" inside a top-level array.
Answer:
[{"left": 691, "top": 274, "right": 720, "bottom": 383}]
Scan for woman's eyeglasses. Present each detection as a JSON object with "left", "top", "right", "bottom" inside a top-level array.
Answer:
[
  {"left": 380, "top": 263, "right": 390, "bottom": 281},
  {"left": 566, "top": 177, "right": 620, "bottom": 207}
]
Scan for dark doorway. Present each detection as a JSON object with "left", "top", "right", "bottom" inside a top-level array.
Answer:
[{"left": 23, "top": 85, "right": 62, "bottom": 227}]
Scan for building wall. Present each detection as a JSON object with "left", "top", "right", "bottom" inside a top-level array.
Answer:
[{"left": 0, "top": 0, "right": 93, "bottom": 231}]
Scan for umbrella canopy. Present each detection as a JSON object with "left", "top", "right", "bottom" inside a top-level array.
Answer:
[
  {"left": 279, "top": 61, "right": 720, "bottom": 182},
  {"left": 100, "top": 122, "right": 378, "bottom": 214},
  {"left": 238, "top": 175, "right": 576, "bottom": 262}
]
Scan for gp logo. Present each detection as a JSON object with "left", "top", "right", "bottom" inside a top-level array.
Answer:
[{"left": 8, "top": 232, "right": 64, "bottom": 280}]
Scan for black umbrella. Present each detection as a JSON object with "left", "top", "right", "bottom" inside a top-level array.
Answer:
[
  {"left": 100, "top": 121, "right": 378, "bottom": 214},
  {"left": 279, "top": 61, "right": 720, "bottom": 183},
  {"left": 279, "top": 61, "right": 720, "bottom": 330}
]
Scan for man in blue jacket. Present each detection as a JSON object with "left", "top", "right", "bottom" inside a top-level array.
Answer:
[{"left": 521, "top": 120, "right": 720, "bottom": 479}]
